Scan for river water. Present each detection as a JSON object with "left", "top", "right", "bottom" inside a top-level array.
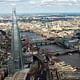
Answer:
[
  {"left": 21, "top": 31, "right": 44, "bottom": 41},
  {"left": 21, "top": 31, "right": 80, "bottom": 68},
  {"left": 58, "top": 53, "right": 80, "bottom": 68}
]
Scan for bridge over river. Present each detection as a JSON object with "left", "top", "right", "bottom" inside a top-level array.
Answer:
[{"left": 21, "top": 30, "right": 80, "bottom": 68}]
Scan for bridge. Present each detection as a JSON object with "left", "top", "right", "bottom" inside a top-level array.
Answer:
[{"left": 30, "top": 39, "right": 55, "bottom": 46}]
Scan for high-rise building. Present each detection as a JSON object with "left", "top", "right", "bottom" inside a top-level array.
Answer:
[{"left": 8, "top": 8, "right": 23, "bottom": 74}]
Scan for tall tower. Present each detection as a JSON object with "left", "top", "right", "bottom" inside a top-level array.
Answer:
[{"left": 8, "top": 8, "right": 23, "bottom": 74}]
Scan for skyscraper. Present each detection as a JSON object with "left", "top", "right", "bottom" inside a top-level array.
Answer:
[{"left": 8, "top": 8, "right": 23, "bottom": 74}]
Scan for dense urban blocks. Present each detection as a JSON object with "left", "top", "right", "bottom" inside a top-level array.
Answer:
[{"left": 0, "top": 10, "right": 80, "bottom": 80}]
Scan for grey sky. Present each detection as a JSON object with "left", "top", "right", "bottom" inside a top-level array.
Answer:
[{"left": 0, "top": 0, "right": 80, "bottom": 14}]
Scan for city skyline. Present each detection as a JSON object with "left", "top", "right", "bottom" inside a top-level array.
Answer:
[{"left": 0, "top": 0, "right": 80, "bottom": 14}]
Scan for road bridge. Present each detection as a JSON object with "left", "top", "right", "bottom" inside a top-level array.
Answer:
[{"left": 30, "top": 39, "right": 55, "bottom": 46}]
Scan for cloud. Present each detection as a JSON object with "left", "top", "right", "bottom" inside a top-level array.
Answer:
[
  {"left": 0, "top": 0, "right": 79, "bottom": 4},
  {"left": 29, "top": 0, "right": 80, "bottom": 6},
  {"left": 6, "top": 0, "right": 20, "bottom": 1},
  {"left": 0, "top": 0, "right": 80, "bottom": 6},
  {"left": 0, "top": 0, "right": 22, "bottom": 2}
]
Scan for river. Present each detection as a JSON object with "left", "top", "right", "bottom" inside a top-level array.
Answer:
[{"left": 21, "top": 31, "right": 80, "bottom": 68}]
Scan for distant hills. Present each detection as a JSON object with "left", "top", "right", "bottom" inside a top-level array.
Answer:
[{"left": 0, "top": 13, "right": 80, "bottom": 17}]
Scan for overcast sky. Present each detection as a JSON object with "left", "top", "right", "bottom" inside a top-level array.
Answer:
[{"left": 0, "top": 0, "right": 80, "bottom": 14}]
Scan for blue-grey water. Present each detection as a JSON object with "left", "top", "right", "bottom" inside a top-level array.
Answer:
[
  {"left": 58, "top": 53, "right": 80, "bottom": 68},
  {"left": 21, "top": 31, "right": 44, "bottom": 41},
  {"left": 21, "top": 31, "right": 80, "bottom": 68}
]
